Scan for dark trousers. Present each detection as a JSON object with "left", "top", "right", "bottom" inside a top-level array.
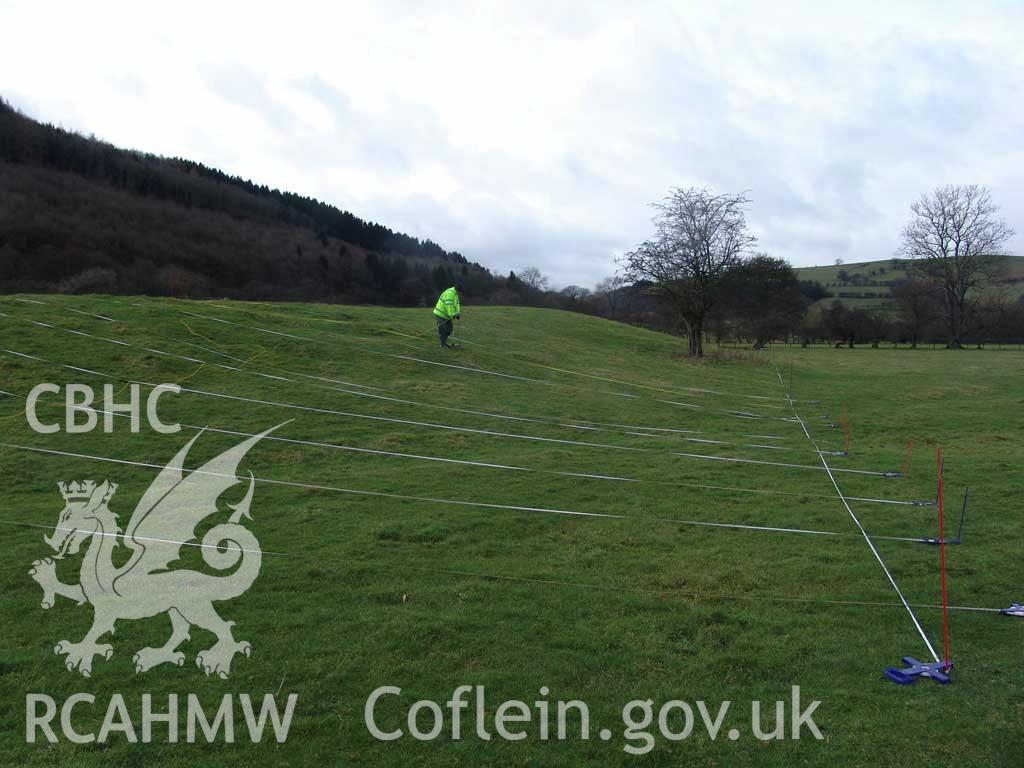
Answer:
[{"left": 436, "top": 316, "right": 453, "bottom": 346}]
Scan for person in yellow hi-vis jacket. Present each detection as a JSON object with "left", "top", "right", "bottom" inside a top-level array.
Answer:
[{"left": 432, "top": 282, "right": 462, "bottom": 349}]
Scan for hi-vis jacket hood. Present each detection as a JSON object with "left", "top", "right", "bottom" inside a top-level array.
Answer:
[{"left": 432, "top": 287, "right": 461, "bottom": 320}]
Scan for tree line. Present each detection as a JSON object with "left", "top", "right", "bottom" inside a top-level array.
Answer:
[
  {"left": 1, "top": 98, "right": 1019, "bottom": 350},
  {"left": 0, "top": 97, "right": 515, "bottom": 306},
  {"left": 0, "top": 97, "right": 464, "bottom": 266},
  {"left": 0, "top": 98, "right": 612, "bottom": 309},
  {"left": 608, "top": 185, "right": 1017, "bottom": 356},
  {"left": 0, "top": 98, "right": 644, "bottom": 314}
]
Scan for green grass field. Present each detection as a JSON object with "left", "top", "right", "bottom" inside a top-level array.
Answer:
[{"left": 0, "top": 295, "right": 1021, "bottom": 766}]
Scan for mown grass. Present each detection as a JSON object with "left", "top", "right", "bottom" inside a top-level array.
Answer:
[{"left": 0, "top": 294, "right": 1020, "bottom": 766}]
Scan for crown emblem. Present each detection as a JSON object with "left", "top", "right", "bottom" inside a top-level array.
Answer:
[{"left": 58, "top": 481, "right": 117, "bottom": 505}]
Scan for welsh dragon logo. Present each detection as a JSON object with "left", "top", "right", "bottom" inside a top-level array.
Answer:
[{"left": 28, "top": 426, "right": 280, "bottom": 679}]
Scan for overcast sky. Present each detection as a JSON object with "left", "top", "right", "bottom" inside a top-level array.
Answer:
[{"left": 2, "top": 1, "right": 1021, "bottom": 288}]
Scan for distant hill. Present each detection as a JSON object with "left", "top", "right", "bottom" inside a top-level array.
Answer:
[
  {"left": 0, "top": 97, "right": 507, "bottom": 304},
  {"left": 795, "top": 255, "right": 1024, "bottom": 311}
]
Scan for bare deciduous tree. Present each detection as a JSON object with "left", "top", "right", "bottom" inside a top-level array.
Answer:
[
  {"left": 891, "top": 277, "right": 941, "bottom": 348},
  {"left": 560, "top": 284, "right": 591, "bottom": 305},
  {"left": 594, "top": 274, "right": 627, "bottom": 318},
  {"left": 715, "top": 253, "right": 804, "bottom": 349},
  {"left": 898, "top": 184, "right": 1014, "bottom": 348},
  {"left": 621, "top": 187, "right": 756, "bottom": 357},
  {"left": 517, "top": 266, "right": 550, "bottom": 292}
]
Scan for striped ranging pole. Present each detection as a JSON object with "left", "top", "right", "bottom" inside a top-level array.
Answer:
[{"left": 937, "top": 447, "right": 952, "bottom": 670}]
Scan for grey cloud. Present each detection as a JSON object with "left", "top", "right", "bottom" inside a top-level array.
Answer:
[
  {"left": 294, "top": 76, "right": 453, "bottom": 177},
  {"left": 182, "top": 10, "right": 1024, "bottom": 286},
  {"left": 201, "top": 63, "right": 295, "bottom": 134}
]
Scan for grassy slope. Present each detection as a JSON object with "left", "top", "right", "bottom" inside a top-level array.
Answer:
[
  {"left": 796, "top": 255, "right": 1024, "bottom": 312},
  {"left": 0, "top": 296, "right": 1021, "bottom": 766}
]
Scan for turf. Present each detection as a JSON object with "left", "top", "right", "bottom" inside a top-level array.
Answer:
[{"left": 0, "top": 294, "right": 1020, "bottom": 766}]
